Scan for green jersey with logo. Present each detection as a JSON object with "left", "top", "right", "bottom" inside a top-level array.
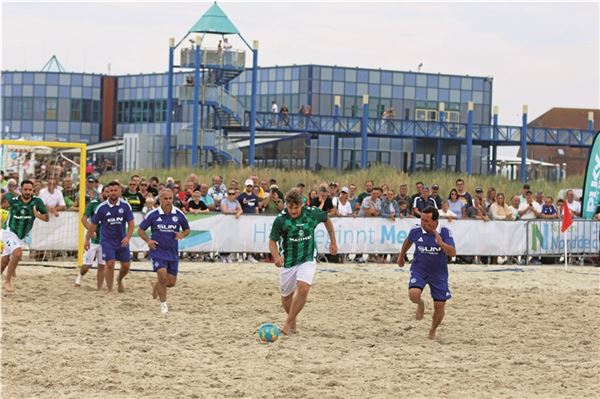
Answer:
[
  {"left": 84, "top": 199, "right": 102, "bottom": 244},
  {"left": 269, "top": 206, "right": 328, "bottom": 268},
  {"left": 7, "top": 196, "right": 48, "bottom": 240}
]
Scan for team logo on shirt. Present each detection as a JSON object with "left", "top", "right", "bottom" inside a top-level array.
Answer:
[
  {"left": 157, "top": 217, "right": 163, "bottom": 222},
  {"left": 417, "top": 237, "right": 424, "bottom": 242},
  {"left": 118, "top": 208, "right": 124, "bottom": 214},
  {"left": 298, "top": 229, "right": 304, "bottom": 237},
  {"left": 410, "top": 278, "right": 417, "bottom": 284},
  {"left": 172, "top": 216, "right": 178, "bottom": 222},
  {"left": 21, "top": 209, "right": 26, "bottom": 215},
  {"left": 106, "top": 211, "right": 111, "bottom": 216}
]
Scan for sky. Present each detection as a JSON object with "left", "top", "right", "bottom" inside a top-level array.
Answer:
[{"left": 2, "top": 0, "right": 599, "bottom": 133}]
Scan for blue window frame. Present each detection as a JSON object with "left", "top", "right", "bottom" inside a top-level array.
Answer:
[
  {"left": 368, "top": 84, "right": 380, "bottom": 97},
  {"left": 427, "top": 75, "right": 438, "bottom": 87},
  {"left": 344, "top": 82, "right": 356, "bottom": 96},
  {"left": 460, "top": 91, "right": 472, "bottom": 103},
  {"left": 357, "top": 70, "right": 369, "bottom": 83},
  {"left": 416, "top": 87, "right": 427, "bottom": 100},
  {"left": 381, "top": 71, "right": 392, "bottom": 85},
  {"left": 405, "top": 73, "right": 416, "bottom": 86},
  {"left": 320, "top": 81, "right": 332, "bottom": 94},
  {"left": 47, "top": 74, "right": 59, "bottom": 85},
  {"left": 472, "top": 78, "right": 484, "bottom": 91},
  {"left": 72, "top": 74, "right": 83, "bottom": 86},
  {"left": 439, "top": 89, "right": 450, "bottom": 102},
  {"left": 333, "top": 68, "right": 344, "bottom": 81},
  {"left": 276, "top": 68, "right": 284, "bottom": 81},
  {"left": 450, "top": 76, "right": 461, "bottom": 89},
  {"left": 392, "top": 86, "right": 403, "bottom": 98},
  {"left": 292, "top": 67, "right": 300, "bottom": 80},
  {"left": 34, "top": 86, "right": 46, "bottom": 97},
  {"left": 23, "top": 73, "right": 34, "bottom": 84}
]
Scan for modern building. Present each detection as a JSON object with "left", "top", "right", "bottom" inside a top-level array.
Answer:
[{"left": 1, "top": 3, "right": 595, "bottom": 178}]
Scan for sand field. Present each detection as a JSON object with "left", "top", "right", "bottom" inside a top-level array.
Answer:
[{"left": 1, "top": 261, "right": 599, "bottom": 398}]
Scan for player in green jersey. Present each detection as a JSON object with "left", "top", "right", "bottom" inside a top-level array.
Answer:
[
  {"left": 1, "top": 180, "right": 49, "bottom": 292},
  {"left": 75, "top": 186, "right": 109, "bottom": 289},
  {"left": 269, "top": 189, "right": 337, "bottom": 335}
]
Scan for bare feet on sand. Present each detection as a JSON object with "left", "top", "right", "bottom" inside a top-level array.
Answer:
[
  {"left": 3, "top": 281, "right": 14, "bottom": 293},
  {"left": 428, "top": 329, "right": 437, "bottom": 340},
  {"left": 280, "top": 321, "right": 297, "bottom": 335},
  {"left": 416, "top": 300, "right": 425, "bottom": 320},
  {"left": 117, "top": 279, "right": 125, "bottom": 293}
]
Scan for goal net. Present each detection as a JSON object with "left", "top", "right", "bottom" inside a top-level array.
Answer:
[{"left": 1, "top": 140, "right": 87, "bottom": 265}]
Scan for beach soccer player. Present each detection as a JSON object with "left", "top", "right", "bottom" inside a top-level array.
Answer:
[
  {"left": 397, "top": 206, "right": 456, "bottom": 340},
  {"left": 1, "top": 180, "right": 49, "bottom": 292},
  {"left": 269, "top": 189, "right": 338, "bottom": 335},
  {"left": 138, "top": 189, "right": 190, "bottom": 316},
  {"left": 75, "top": 185, "right": 109, "bottom": 289},
  {"left": 85, "top": 181, "right": 135, "bottom": 293}
]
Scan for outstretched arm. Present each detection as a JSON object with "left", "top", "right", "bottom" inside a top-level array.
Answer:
[{"left": 324, "top": 218, "right": 337, "bottom": 255}]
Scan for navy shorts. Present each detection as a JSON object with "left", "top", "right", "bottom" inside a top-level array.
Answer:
[
  {"left": 102, "top": 245, "right": 132, "bottom": 262},
  {"left": 408, "top": 268, "right": 451, "bottom": 302},
  {"left": 151, "top": 258, "right": 179, "bottom": 277}
]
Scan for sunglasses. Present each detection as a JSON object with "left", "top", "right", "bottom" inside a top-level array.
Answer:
[{"left": 228, "top": 192, "right": 235, "bottom": 195}]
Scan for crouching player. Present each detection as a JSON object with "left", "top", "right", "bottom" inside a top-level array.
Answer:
[{"left": 138, "top": 189, "right": 190, "bottom": 316}]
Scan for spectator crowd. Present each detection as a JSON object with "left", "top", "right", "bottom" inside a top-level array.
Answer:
[{"left": 1, "top": 168, "right": 598, "bottom": 265}]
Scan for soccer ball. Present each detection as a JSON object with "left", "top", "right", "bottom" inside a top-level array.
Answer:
[{"left": 257, "top": 323, "right": 280, "bottom": 343}]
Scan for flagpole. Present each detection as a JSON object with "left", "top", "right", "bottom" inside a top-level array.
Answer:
[{"left": 564, "top": 229, "right": 568, "bottom": 271}]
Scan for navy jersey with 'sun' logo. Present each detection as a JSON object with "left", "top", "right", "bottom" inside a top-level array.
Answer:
[
  {"left": 139, "top": 206, "right": 190, "bottom": 261},
  {"left": 407, "top": 225, "right": 455, "bottom": 277}
]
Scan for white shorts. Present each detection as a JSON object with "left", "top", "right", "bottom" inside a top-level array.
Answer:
[
  {"left": 279, "top": 261, "right": 316, "bottom": 297},
  {"left": 83, "top": 243, "right": 105, "bottom": 266},
  {"left": 1, "top": 229, "right": 24, "bottom": 257}
]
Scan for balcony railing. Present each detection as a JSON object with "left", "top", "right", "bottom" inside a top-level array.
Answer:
[{"left": 180, "top": 47, "right": 246, "bottom": 70}]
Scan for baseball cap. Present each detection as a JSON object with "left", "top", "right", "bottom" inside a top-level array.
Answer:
[
  {"left": 270, "top": 184, "right": 279, "bottom": 190},
  {"left": 87, "top": 176, "right": 95, "bottom": 182},
  {"left": 475, "top": 187, "right": 483, "bottom": 193},
  {"left": 244, "top": 179, "right": 254, "bottom": 187},
  {"left": 340, "top": 186, "right": 349, "bottom": 193},
  {"left": 319, "top": 186, "right": 329, "bottom": 193},
  {"left": 431, "top": 184, "right": 439, "bottom": 189}
]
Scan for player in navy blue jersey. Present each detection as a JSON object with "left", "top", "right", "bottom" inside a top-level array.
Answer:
[
  {"left": 397, "top": 206, "right": 456, "bottom": 340},
  {"left": 138, "top": 189, "right": 190, "bottom": 316},
  {"left": 85, "top": 181, "right": 135, "bottom": 293}
]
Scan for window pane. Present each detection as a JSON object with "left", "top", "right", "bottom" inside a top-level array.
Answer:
[
  {"left": 70, "top": 99, "right": 81, "bottom": 121},
  {"left": 22, "top": 97, "right": 33, "bottom": 119},
  {"left": 33, "top": 97, "right": 45, "bottom": 120},
  {"left": 46, "top": 98, "right": 58, "bottom": 120},
  {"left": 58, "top": 98, "right": 70, "bottom": 121}
]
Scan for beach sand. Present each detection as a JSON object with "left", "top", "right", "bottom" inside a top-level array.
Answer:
[{"left": 2, "top": 262, "right": 599, "bottom": 398}]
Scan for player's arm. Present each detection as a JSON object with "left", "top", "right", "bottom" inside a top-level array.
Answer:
[
  {"left": 34, "top": 199, "right": 50, "bottom": 222},
  {"left": 269, "top": 240, "right": 283, "bottom": 267},
  {"left": 122, "top": 219, "right": 135, "bottom": 246},
  {"left": 397, "top": 238, "right": 412, "bottom": 267},
  {"left": 434, "top": 230, "right": 456, "bottom": 257},
  {"left": 175, "top": 215, "right": 191, "bottom": 240},
  {"left": 138, "top": 218, "right": 158, "bottom": 249},
  {"left": 84, "top": 222, "right": 96, "bottom": 250},
  {"left": 323, "top": 218, "right": 337, "bottom": 255}
]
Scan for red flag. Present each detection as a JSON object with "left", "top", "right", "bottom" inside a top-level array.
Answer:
[{"left": 561, "top": 202, "right": 573, "bottom": 232}]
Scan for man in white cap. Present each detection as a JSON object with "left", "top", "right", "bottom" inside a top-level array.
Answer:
[{"left": 237, "top": 179, "right": 260, "bottom": 263}]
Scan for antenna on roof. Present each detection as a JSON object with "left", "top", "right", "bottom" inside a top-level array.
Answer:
[{"left": 41, "top": 55, "right": 66, "bottom": 72}]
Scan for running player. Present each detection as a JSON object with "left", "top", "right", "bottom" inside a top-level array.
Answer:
[
  {"left": 269, "top": 189, "right": 338, "bottom": 335},
  {"left": 397, "top": 206, "right": 456, "bottom": 340},
  {"left": 85, "top": 181, "right": 134, "bottom": 293},
  {"left": 138, "top": 189, "right": 190, "bottom": 315},
  {"left": 75, "top": 185, "right": 109, "bottom": 289},
  {"left": 1, "top": 180, "right": 49, "bottom": 292}
]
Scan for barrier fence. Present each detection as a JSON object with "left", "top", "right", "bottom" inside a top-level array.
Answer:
[{"left": 25, "top": 213, "right": 600, "bottom": 257}]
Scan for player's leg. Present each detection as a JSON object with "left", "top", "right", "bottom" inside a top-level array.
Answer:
[
  {"left": 96, "top": 245, "right": 106, "bottom": 290},
  {"left": 279, "top": 265, "right": 297, "bottom": 333},
  {"left": 408, "top": 272, "right": 427, "bottom": 320},
  {"left": 104, "top": 259, "right": 116, "bottom": 292},
  {"left": 1, "top": 255, "right": 9, "bottom": 275},
  {"left": 116, "top": 247, "right": 132, "bottom": 293},
  {"left": 155, "top": 267, "right": 168, "bottom": 302},
  {"left": 409, "top": 288, "right": 425, "bottom": 320},
  {"left": 429, "top": 301, "right": 446, "bottom": 340},
  {"left": 281, "top": 261, "right": 316, "bottom": 335},
  {"left": 427, "top": 278, "right": 451, "bottom": 340},
  {"left": 4, "top": 247, "right": 23, "bottom": 292},
  {"left": 76, "top": 244, "right": 96, "bottom": 286}
]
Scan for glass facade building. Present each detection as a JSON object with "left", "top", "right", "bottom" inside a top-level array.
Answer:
[{"left": 1, "top": 64, "right": 493, "bottom": 172}]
